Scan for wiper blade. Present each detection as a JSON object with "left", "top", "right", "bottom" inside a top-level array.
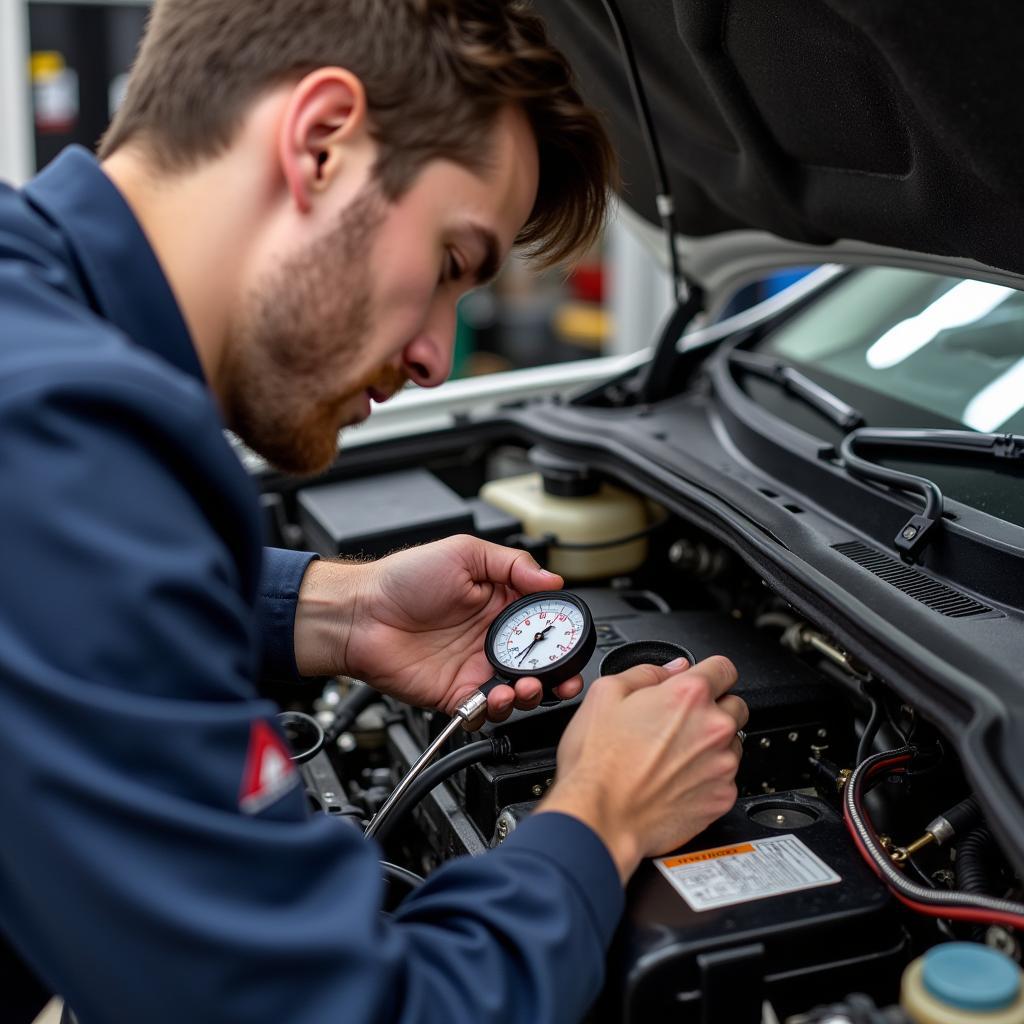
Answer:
[
  {"left": 729, "top": 350, "right": 865, "bottom": 431},
  {"left": 727, "top": 347, "right": 1024, "bottom": 561},
  {"left": 841, "top": 428, "right": 1024, "bottom": 561},
  {"left": 843, "top": 427, "right": 1024, "bottom": 461}
]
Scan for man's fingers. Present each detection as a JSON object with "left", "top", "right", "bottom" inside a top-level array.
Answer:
[
  {"left": 511, "top": 675, "right": 581, "bottom": 710},
  {"left": 716, "top": 694, "right": 749, "bottom": 731},
  {"left": 469, "top": 536, "right": 563, "bottom": 596},
  {"left": 511, "top": 677, "right": 543, "bottom": 712},
  {"left": 683, "top": 655, "right": 738, "bottom": 702},
  {"left": 551, "top": 674, "right": 583, "bottom": 701},
  {"left": 488, "top": 678, "right": 550, "bottom": 718},
  {"left": 485, "top": 682, "right": 517, "bottom": 722},
  {"left": 605, "top": 659, "right": 688, "bottom": 696}
]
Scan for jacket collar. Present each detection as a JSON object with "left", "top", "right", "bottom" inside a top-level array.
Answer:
[{"left": 23, "top": 146, "right": 206, "bottom": 385}]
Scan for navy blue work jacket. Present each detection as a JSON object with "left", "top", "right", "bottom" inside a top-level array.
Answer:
[{"left": 0, "top": 147, "right": 623, "bottom": 1024}]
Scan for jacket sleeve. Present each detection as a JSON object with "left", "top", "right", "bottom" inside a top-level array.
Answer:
[
  {"left": 0, "top": 357, "right": 624, "bottom": 1024},
  {"left": 256, "top": 546, "right": 319, "bottom": 683}
]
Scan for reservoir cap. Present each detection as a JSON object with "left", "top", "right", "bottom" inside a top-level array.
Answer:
[
  {"left": 923, "top": 942, "right": 1020, "bottom": 1011},
  {"left": 529, "top": 447, "right": 600, "bottom": 497}
]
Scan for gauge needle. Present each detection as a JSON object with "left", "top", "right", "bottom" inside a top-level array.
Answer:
[{"left": 517, "top": 624, "right": 553, "bottom": 666}]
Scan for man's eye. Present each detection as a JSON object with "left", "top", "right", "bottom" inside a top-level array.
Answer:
[{"left": 440, "top": 250, "right": 464, "bottom": 285}]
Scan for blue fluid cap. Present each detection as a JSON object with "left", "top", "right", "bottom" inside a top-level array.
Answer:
[{"left": 923, "top": 942, "right": 1021, "bottom": 1012}]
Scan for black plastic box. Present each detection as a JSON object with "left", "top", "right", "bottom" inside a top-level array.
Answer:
[
  {"left": 599, "top": 792, "right": 907, "bottom": 1024},
  {"left": 297, "top": 469, "right": 474, "bottom": 558}
]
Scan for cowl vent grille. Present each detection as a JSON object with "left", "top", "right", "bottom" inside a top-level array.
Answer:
[{"left": 832, "top": 541, "right": 995, "bottom": 619}]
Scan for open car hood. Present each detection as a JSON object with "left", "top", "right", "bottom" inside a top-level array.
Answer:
[{"left": 534, "top": 0, "right": 1024, "bottom": 288}]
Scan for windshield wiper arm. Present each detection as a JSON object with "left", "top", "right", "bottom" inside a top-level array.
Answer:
[
  {"left": 728, "top": 348, "right": 1024, "bottom": 561},
  {"left": 729, "top": 350, "right": 865, "bottom": 431},
  {"left": 841, "top": 428, "right": 1024, "bottom": 561},
  {"left": 843, "top": 427, "right": 1024, "bottom": 461}
]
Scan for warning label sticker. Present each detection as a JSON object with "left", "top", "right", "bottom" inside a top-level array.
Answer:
[{"left": 654, "top": 834, "right": 840, "bottom": 912}]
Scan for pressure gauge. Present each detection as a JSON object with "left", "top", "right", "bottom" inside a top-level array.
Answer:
[
  {"left": 364, "top": 590, "right": 595, "bottom": 839},
  {"left": 483, "top": 591, "right": 596, "bottom": 698}
]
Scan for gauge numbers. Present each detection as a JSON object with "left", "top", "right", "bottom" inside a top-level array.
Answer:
[{"left": 492, "top": 598, "right": 587, "bottom": 672}]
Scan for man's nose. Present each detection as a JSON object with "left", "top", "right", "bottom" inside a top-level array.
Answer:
[{"left": 402, "top": 303, "right": 457, "bottom": 387}]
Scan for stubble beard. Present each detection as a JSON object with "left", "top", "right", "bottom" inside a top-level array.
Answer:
[{"left": 222, "top": 184, "right": 387, "bottom": 476}]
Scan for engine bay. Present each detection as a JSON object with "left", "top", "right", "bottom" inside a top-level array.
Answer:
[{"left": 265, "top": 440, "right": 1024, "bottom": 1023}]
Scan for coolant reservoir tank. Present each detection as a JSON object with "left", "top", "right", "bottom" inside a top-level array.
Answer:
[
  {"left": 901, "top": 943, "right": 1024, "bottom": 1024},
  {"left": 479, "top": 449, "right": 649, "bottom": 581}
]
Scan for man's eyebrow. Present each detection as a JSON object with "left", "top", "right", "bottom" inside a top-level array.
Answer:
[{"left": 465, "top": 224, "right": 501, "bottom": 286}]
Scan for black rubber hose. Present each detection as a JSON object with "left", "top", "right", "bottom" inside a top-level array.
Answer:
[
  {"left": 380, "top": 861, "right": 425, "bottom": 914},
  {"left": 939, "top": 796, "right": 982, "bottom": 839},
  {"left": 808, "top": 755, "right": 844, "bottom": 793},
  {"left": 371, "top": 738, "right": 511, "bottom": 845},
  {"left": 856, "top": 690, "right": 884, "bottom": 765},
  {"left": 957, "top": 826, "right": 999, "bottom": 897},
  {"left": 324, "top": 683, "right": 380, "bottom": 742},
  {"left": 380, "top": 861, "right": 424, "bottom": 891}
]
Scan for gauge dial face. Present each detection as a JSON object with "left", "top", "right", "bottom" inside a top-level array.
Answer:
[{"left": 491, "top": 598, "right": 588, "bottom": 673}]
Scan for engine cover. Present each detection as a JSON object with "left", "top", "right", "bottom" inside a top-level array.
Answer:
[{"left": 600, "top": 792, "right": 907, "bottom": 1024}]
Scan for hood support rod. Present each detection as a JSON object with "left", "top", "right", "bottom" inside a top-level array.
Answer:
[{"left": 599, "top": 0, "right": 705, "bottom": 402}]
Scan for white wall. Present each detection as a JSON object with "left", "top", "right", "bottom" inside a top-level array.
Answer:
[{"left": 0, "top": 0, "right": 34, "bottom": 184}]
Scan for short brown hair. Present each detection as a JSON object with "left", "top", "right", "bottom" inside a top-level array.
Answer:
[{"left": 99, "top": 0, "right": 616, "bottom": 266}]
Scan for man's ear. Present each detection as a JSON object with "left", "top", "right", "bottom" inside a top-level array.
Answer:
[{"left": 278, "top": 67, "right": 370, "bottom": 215}]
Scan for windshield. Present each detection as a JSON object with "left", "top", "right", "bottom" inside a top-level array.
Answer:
[{"left": 761, "top": 267, "right": 1024, "bottom": 433}]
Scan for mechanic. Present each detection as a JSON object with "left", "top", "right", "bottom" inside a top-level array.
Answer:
[{"left": 0, "top": 2, "right": 747, "bottom": 1022}]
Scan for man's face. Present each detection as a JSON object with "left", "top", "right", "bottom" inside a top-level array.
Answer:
[{"left": 223, "top": 105, "right": 539, "bottom": 475}]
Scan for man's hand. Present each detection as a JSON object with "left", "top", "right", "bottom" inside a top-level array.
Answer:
[
  {"left": 293, "top": 535, "right": 584, "bottom": 721},
  {"left": 537, "top": 656, "right": 748, "bottom": 883}
]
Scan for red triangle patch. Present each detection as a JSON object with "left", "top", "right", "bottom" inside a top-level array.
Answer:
[{"left": 239, "top": 720, "right": 298, "bottom": 814}]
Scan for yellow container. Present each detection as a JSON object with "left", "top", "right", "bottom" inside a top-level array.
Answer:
[{"left": 480, "top": 472, "right": 649, "bottom": 581}]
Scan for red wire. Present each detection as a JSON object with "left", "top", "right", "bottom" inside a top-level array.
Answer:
[
  {"left": 891, "top": 890, "right": 1024, "bottom": 931},
  {"left": 844, "top": 754, "right": 1024, "bottom": 930}
]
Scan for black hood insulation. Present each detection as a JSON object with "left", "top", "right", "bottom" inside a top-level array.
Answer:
[{"left": 534, "top": 0, "right": 1024, "bottom": 276}]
